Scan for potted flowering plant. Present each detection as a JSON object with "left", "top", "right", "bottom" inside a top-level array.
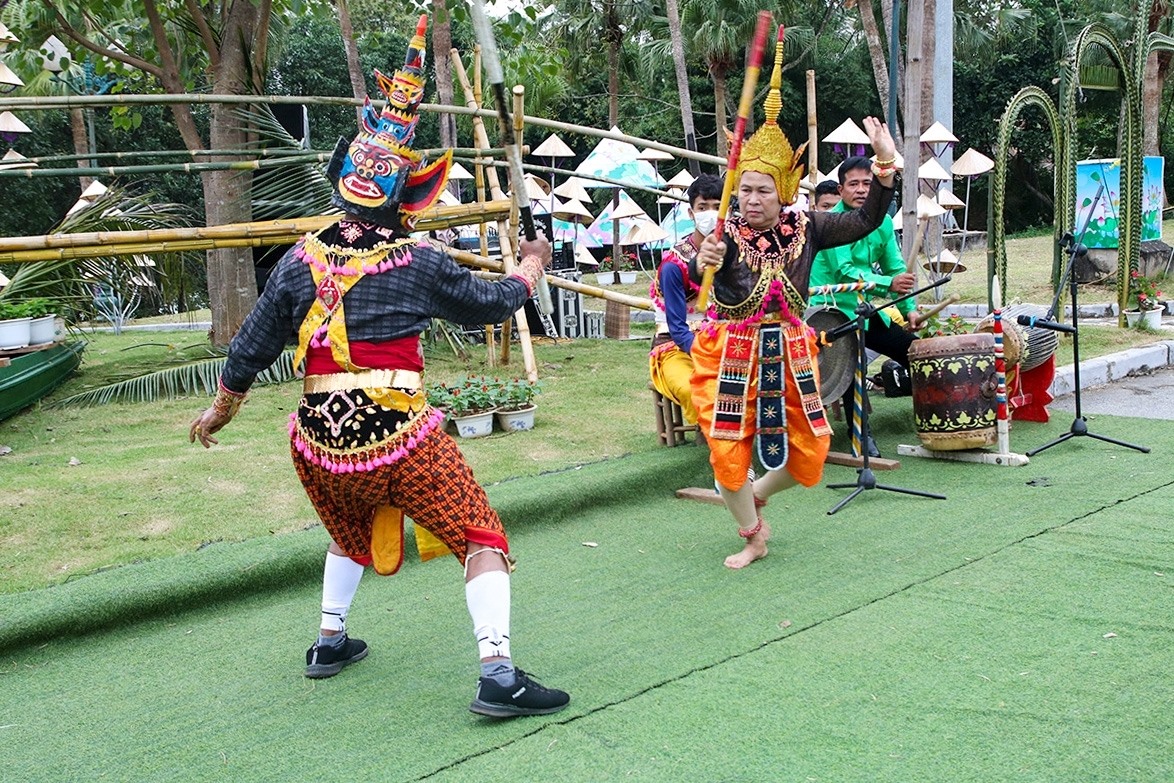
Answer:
[
  {"left": 596, "top": 251, "right": 639, "bottom": 285},
  {"left": 494, "top": 378, "right": 542, "bottom": 432},
  {"left": 447, "top": 375, "right": 499, "bottom": 438},
  {"left": 1127, "top": 270, "right": 1164, "bottom": 329}
]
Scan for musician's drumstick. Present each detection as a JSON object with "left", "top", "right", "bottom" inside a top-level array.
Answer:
[
  {"left": 905, "top": 216, "right": 930, "bottom": 274},
  {"left": 915, "top": 293, "right": 959, "bottom": 324}
]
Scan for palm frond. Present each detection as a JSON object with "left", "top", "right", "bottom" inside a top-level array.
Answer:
[
  {"left": 50, "top": 349, "right": 297, "bottom": 408},
  {"left": 232, "top": 104, "right": 335, "bottom": 220}
]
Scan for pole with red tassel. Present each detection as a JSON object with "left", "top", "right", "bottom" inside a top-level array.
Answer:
[{"left": 696, "top": 13, "right": 775, "bottom": 312}]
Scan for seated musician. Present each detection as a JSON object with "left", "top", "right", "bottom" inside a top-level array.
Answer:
[
  {"left": 649, "top": 173, "right": 723, "bottom": 426},
  {"left": 690, "top": 34, "right": 897, "bottom": 570},
  {"left": 809, "top": 155, "right": 918, "bottom": 457}
]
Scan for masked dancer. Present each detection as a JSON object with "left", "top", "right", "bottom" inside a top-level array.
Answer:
[{"left": 189, "top": 16, "right": 569, "bottom": 719}]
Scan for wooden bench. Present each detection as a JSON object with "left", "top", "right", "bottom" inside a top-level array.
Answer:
[{"left": 650, "top": 385, "right": 698, "bottom": 446}]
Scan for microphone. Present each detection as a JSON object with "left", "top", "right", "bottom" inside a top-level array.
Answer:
[{"left": 1017, "top": 314, "right": 1076, "bottom": 334}]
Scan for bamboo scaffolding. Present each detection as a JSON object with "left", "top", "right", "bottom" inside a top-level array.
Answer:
[
  {"left": 0, "top": 201, "right": 511, "bottom": 263},
  {"left": 0, "top": 93, "right": 725, "bottom": 167},
  {"left": 472, "top": 48, "right": 496, "bottom": 368},
  {"left": 8, "top": 146, "right": 513, "bottom": 167},
  {"left": 806, "top": 69, "right": 819, "bottom": 187},
  {"left": 0, "top": 154, "right": 329, "bottom": 179}
]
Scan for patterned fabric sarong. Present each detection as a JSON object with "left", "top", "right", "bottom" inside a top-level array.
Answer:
[
  {"left": 692, "top": 322, "right": 831, "bottom": 491},
  {"left": 292, "top": 423, "right": 507, "bottom": 574}
]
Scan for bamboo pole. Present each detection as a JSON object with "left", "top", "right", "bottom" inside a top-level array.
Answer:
[
  {"left": 0, "top": 155, "right": 330, "bottom": 179},
  {"left": 806, "top": 69, "right": 819, "bottom": 188},
  {"left": 0, "top": 201, "right": 512, "bottom": 263},
  {"left": 453, "top": 48, "right": 539, "bottom": 380},
  {"left": 471, "top": 47, "right": 496, "bottom": 368}
]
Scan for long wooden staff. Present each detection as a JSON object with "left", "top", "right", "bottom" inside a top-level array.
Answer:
[
  {"left": 468, "top": 0, "right": 554, "bottom": 316},
  {"left": 696, "top": 12, "right": 774, "bottom": 312}
]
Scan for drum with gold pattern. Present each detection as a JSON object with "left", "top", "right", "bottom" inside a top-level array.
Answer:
[{"left": 909, "top": 333, "right": 998, "bottom": 451}]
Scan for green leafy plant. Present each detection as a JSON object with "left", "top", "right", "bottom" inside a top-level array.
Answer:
[
  {"left": 447, "top": 375, "right": 501, "bottom": 416},
  {"left": 18, "top": 298, "right": 56, "bottom": 318},
  {"left": 496, "top": 377, "right": 542, "bottom": 411},
  {"left": 1129, "top": 270, "right": 1164, "bottom": 311},
  {"left": 0, "top": 300, "right": 31, "bottom": 320}
]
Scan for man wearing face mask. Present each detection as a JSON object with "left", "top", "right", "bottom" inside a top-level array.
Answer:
[{"left": 649, "top": 173, "right": 723, "bottom": 426}]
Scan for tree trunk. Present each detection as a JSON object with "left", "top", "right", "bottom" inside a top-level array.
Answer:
[
  {"left": 204, "top": 0, "right": 262, "bottom": 346},
  {"left": 69, "top": 107, "right": 93, "bottom": 192},
  {"left": 712, "top": 64, "right": 729, "bottom": 160},
  {"left": 901, "top": 0, "right": 926, "bottom": 264},
  {"left": 665, "top": 0, "right": 700, "bottom": 174},
  {"left": 606, "top": 0, "right": 620, "bottom": 127},
  {"left": 431, "top": 0, "right": 458, "bottom": 149},
  {"left": 856, "top": 0, "right": 890, "bottom": 127},
  {"left": 335, "top": 0, "right": 367, "bottom": 123},
  {"left": 880, "top": 0, "right": 904, "bottom": 142}
]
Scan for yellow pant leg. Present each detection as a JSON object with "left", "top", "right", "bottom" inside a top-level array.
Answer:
[{"left": 650, "top": 345, "right": 699, "bottom": 425}]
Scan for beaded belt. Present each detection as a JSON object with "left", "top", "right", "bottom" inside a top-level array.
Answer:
[{"left": 303, "top": 369, "right": 423, "bottom": 394}]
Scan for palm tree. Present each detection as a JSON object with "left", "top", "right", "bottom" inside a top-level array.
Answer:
[
  {"left": 665, "top": 0, "right": 700, "bottom": 173},
  {"left": 681, "top": 0, "right": 760, "bottom": 159}
]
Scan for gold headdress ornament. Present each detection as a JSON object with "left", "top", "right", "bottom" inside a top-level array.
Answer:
[{"left": 732, "top": 26, "right": 807, "bottom": 206}]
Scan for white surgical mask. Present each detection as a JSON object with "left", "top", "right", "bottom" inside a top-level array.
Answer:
[{"left": 692, "top": 210, "right": 718, "bottom": 236}]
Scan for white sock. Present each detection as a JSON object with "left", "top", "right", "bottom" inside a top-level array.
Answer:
[
  {"left": 320, "top": 551, "right": 364, "bottom": 632},
  {"left": 466, "top": 569, "right": 511, "bottom": 660}
]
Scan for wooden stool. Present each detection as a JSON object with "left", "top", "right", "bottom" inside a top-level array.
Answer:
[{"left": 650, "top": 385, "right": 697, "bottom": 446}]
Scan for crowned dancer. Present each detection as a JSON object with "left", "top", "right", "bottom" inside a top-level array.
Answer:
[
  {"left": 690, "top": 31, "right": 898, "bottom": 568},
  {"left": 188, "top": 16, "right": 568, "bottom": 719}
]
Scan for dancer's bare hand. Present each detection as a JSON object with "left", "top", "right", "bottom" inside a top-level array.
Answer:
[
  {"left": 519, "top": 235, "right": 552, "bottom": 269},
  {"left": 862, "top": 116, "right": 897, "bottom": 163},
  {"left": 189, "top": 408, "right": 231, "bottom": 448},
  {"left": 697, "top": 232, "right": 726, "bottom": 271}
]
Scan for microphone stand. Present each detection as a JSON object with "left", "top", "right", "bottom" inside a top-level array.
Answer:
[
  {"left": 824, "top": 278, "right": 950, "bottom": 514},
  {"left": 1025, "top": 199, "right": 1149, "bottom": 455}
]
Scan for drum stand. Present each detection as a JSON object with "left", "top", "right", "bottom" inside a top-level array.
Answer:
[
  {"left": 1025, "top": 232, "right": 1149, "bottom": 456},
  {"left": 824, "top": 286, "right": 948, "bottom": 515}
]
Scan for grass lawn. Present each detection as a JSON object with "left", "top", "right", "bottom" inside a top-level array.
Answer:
[{"left": 3, "top": 225, "right": 1172, "bottom": 594}]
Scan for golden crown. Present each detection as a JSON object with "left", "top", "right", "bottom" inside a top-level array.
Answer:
[{"left": 733, "top": 28, "right": 807, "bottom": 205}]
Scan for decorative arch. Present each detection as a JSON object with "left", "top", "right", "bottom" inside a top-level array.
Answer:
[
  {"left": 1064, "top": 22, "right": 1140, "bottom": 323},
  {"left": 991, "top": 86, "right": 1064, "bottom": 309}
]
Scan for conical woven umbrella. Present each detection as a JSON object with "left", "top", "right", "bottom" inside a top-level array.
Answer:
[
  {"left": 638, "top": 147, "right": 674, "bottom": 163},
  {"left": 448, "top": 161, "right": 474, "bottom": 180},
  {"left": 0, "top": 111, "right": 31, "bottom": 135},
  {"left": 823, "top": 118, "right": 869, "bottom": 157},
  {"left": 916, "top": 193, "right": 947, "bottom": 218},
  {"left": 665, "top": 169, "right": 696, "bottom": 190},
  {"left": 532, "top": 133, "right": 574, "bottom": 159},
  {"left": 553, "top": 177, "right": 593, "bottom": 203},
  {"left": 621, "top": 220, "right": 668, "bottom": 246},
  {"left": 610, "top": 195, "right": 650, "bottom": 221},
  {"left": 574, "top": 243, "right": 599, "bottom": 267},
  {"left": 951, "top": 148, "right": 995, "bottom": 264},
  {"left": 917, "top": 158, "right": 950, "bottom": 181},
  {"left": 951, "top": 148, "right": 995, "bottom": 177},
  {"left": 551, "top": 198, "right": 594, "bottom": 224},
  {"left": 0, "top": 149, "right": 36, "bottom": 170},
  {"left": 919, "top": 121, "right": 958, "bottom": 145},
  {"left": 937, "top": 189, "right": 965, "bottom": 209}
]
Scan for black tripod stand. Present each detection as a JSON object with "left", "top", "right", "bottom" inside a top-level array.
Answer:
[
  {"left": 824, "top": 280, "right": 949, "bottom": 514},
  {"left": 1024, "top": 229, "right": 1149, "bottom": 456}
]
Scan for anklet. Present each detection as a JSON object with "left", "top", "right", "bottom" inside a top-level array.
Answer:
[{"left": 738, "top": 518, "right": 764, "bottom": 539}]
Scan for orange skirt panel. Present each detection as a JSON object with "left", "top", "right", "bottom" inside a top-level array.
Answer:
[{"left": 691, "top": 324, "right": 830, "bottom": 490}]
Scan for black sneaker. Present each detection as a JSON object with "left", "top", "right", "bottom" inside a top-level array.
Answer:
[
  {"left": 304, "top": 634, "right": 368, "bottom": 679},
  {"left": 469, "top": 668, "right": 570, "bottom": 718}
]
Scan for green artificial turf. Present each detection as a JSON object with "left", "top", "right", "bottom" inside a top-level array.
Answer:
[{"left": 1, "top": 405, "right": 1170, "bottom": 782}]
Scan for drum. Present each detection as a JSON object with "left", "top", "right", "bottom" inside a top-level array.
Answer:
[
  {"left": 908, "top": 333, "right": 998, "bottom": 451},
  {"left": 804, "top": 306, "right": 858, "bottom": 405},
  {"left": 975, "top": 303, "right": 1060, "bottom": 372}
]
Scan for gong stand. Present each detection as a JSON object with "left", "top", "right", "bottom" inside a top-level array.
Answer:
[
  {"left": 821, "top": 280, "right": 948, "bottom": 514},
  {"left": 823, "top": 279, "right": 950, "bottom": 515},
  {"left": 1025, "top": 218, "right": 1149, "bottom": 456}
]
